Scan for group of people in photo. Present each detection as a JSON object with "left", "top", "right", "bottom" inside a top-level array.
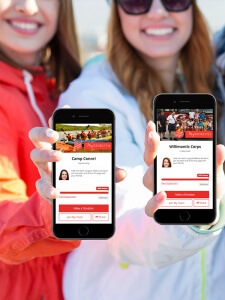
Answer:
[
  {"left": 64, "top": 129, "right": 112, "bottom": 141},
  {"left": 157, "top": 109, "right": 213, "bottom": 140}
]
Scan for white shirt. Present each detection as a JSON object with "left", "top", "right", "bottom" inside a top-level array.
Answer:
[
  {"left": 187, "top": 120, "right": 194, "bottom": 126},
  {"left": 189, "top": 111, "right": 195, "bottom": 119},
  {"left": 167, "top": 114, "right": 178, "bottom": 124}
]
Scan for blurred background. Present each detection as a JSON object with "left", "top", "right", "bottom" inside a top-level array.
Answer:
[{"left": 72, "top": 0, "right": 225, "bottom": 63}]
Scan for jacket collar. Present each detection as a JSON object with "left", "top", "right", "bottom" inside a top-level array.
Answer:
[{"left": 0, "top": 61, "right": 46, "bottom": 97}]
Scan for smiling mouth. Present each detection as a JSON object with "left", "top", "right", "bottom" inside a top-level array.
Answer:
[
  {"left": 7, "top": 20, "right": 42, "bottom": 31},
  {"left": 143, "top": 28, "right": 176, "bottom": 36}
]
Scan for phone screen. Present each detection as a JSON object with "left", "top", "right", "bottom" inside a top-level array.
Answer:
[
  {"left": 156, "top": 108, "right": 214, "bottom": 210},
  {"left": 54, "top": 123, "right": 113, "bottom": 224}
]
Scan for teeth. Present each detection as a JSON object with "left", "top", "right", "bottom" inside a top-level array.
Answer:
[
  {"left": 11, "top": 21, "right": 38, "bottom": 30},
  {"left": 144, "top": 28, "right": 173, "bottom": 36}
]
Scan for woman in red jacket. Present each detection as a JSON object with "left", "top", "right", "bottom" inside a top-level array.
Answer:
[{"left": 0, "top": 0, "right": 81, "bottom": 299}]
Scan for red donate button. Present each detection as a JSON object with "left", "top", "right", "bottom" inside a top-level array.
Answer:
[
  {"left": 59, "top": 205, "right": 109, "bottom": 212},
  {"left": 84, "top": 142, "right": 112, "bottom": 150},
  {"left": 165, "top": 191, "right": 209, "bottom": 198},
  {"left": 185, "top": 131, "right": 213, "bottom": 138}
]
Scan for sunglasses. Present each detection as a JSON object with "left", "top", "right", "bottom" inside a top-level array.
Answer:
[{"left": 116, "top": 0, "right": 192, "bottom": 15}]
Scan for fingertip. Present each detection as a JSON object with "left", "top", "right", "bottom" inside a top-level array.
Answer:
[
  {"left": 46, "top": 129, "right": 55, "bottom": 138},
  {"left": 49, "top": 150, "right": 64, "bottom": 161},
  {"left": 116, "top": 168, "right": 127, "bottom": 182},
  {"left": 50, "top": 188, "right": 60, "bottom": 199},
  {"left": 147, "top": 120, "right": 156, "bottom": 132},
  {"left": 45, "top": 129, "right": 59, "bottom": 141},
  {"left": 217, "top": 144, "right": 225, "bottom": 152},
  {"left": 155, "top": 191, "right": 167, "bottom": 203},
  {"left": 151, "top": 131, "right": 160, "bottom": 142},
  {"left": 145, "top": 191, "right": 167, "bottom": 217}
]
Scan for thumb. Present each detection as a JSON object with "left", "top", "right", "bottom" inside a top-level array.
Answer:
[{"left": 145, "top": 191, "right": 167, "bottom": 217}]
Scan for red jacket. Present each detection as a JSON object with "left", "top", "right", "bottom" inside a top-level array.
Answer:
[{"left": 0, "top": 62, "right": 80, "bottom": 300}]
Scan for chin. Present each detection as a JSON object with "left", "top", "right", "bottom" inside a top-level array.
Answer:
[{"left": 144, "top": 48, "right": 180, "bottom": 60}]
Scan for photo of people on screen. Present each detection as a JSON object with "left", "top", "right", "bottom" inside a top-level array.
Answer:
[
  {"left": 55, "top": 123, "right": 112, "bottom": 153},
  {"left": 156, "top": 109, "right": 213, "bottom": 141},
  {"left": 59, "top": 169, "right": 69, "bottom": 180},
  {"left": 162, "top": 157, "right": 172, "bottom": 168}
]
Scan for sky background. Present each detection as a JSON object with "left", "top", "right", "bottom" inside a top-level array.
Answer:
[
  {"left": 73, "top": 0, "right": 225, "bottom": 35},
  {"left": 73, "top": 0, "right": 225, "bottom": 60}
]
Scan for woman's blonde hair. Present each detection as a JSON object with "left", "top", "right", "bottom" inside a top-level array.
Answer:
[
  {"left": 107, "top": 1, "right": 213, "bottom": 121},
  {"left": 0, "top": 0, "right": 81, "bottom": 93}
]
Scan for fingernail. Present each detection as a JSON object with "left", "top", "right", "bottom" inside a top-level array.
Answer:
[
  {"left": 147, "top": 121, "right": 155, "bottom": 131},
  {"left": 147, "top": 131, "right": 154, "bottom": 143},
  {"left": 150, "top": 121, "right": 156, "bottom": 130},
  {"left": 46, "top": 129, "right": 55, "bottom": 138},
  {"left": 50, "top": 190, "right": 55, "bottom": 196},
  {"left": 149, "top": 131, "right": 154, "bottom": 138},
  {"left": 156, "top": 192, "right": 165, "bottom": 203}
]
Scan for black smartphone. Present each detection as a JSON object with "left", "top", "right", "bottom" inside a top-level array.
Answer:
[
  {"left": 154, "top": 94, "right": 216, "bottom": 224},
  {"left": 52, "top": 108, "right": 115, "bottom": 239}
]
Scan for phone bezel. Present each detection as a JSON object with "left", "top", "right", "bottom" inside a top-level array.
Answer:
[
  {"left": 153, "top": 93, "right": 217, "bottom": 225},
  {"left": 52, "top": 108, "right": 115, "bottom": 239}
]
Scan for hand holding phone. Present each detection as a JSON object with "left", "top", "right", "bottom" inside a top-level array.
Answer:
[
  {"left": 150, "top": 94, "right": 218, "bottom": 224},
  {"left": 143, "top": 121, "right": 225, "bottom": 225},
  {"left": 30, "top": 109, "right": 116, "bottom": 239}
]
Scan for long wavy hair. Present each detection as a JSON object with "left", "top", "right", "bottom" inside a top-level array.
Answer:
[
  {"left": 0, "top": 0, "right": 81, "bottom": 93},
  {"left": 107, "top": 1, "right": 213, "bottom": 121}
]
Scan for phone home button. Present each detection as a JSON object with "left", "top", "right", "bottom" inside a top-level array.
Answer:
[
  {"left": 78, "top": 226, "right": 89, "bottom": 236},
  {"left": 179, "top": 211, "right": 190, "bottom": 222}
]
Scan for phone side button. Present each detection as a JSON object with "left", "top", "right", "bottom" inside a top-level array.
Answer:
[
  {"left": 78, "top": 226, "right": 89, "bottom": 236},
  {"left": 179, "top": 211, "right": 190, "bottom": 222}
]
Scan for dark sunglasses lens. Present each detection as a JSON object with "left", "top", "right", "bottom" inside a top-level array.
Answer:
[
  {"left": 163, "top": 0, "right": 192, "bottom": 11},
  {"left": 118, "top": 0, "right": 151, "bottom": 14}
]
